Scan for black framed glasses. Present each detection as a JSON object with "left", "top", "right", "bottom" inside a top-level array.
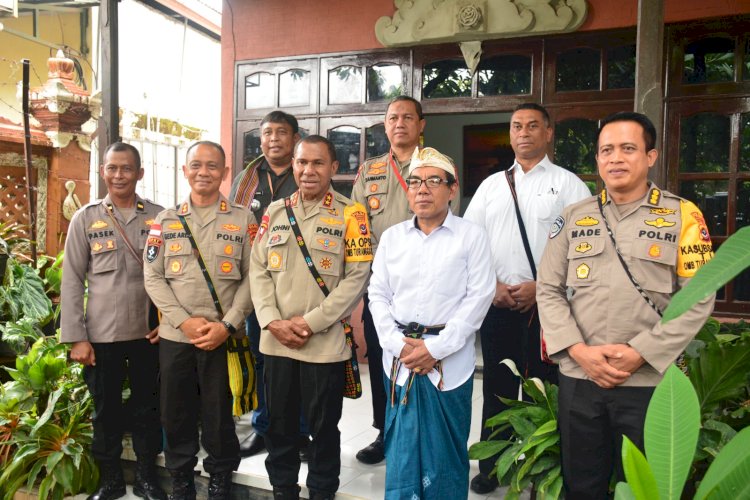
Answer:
[{"left": 406, "top": 176, "right": 449, "bottom": 190}]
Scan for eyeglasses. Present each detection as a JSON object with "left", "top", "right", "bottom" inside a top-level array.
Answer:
[{"left": 406, "top": 176, "right": 449, "bottom": 190}]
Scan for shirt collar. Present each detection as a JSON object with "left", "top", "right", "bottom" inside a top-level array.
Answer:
[
  {"left": 600, "top": 182, "right": 663, "bottom": 207},
  {"left": 511, "top": 154, "right": 551, "bottom": 177},
  {"left": 409, "top": 208, "right": 456, "bottom": 234}
]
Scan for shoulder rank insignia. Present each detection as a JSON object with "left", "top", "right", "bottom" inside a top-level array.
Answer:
[
  {"left": 219, "top": 200, "right": 228, "bottom": 212},
  {"left": 549, "top": 216, "right": 564, "bottom": 239},
  {"left": 648, "top": 188, "right": 661, "bottom": 206},
  {"left": 649, "top": 207, "right": 676, "bottom": 216},
  {"left": 323, "top": 192, "right": 333, "bottom": 208},
  {"left": 644, "top": 217, "right": 676, "bottom": 228},
  {"left": 137, "top": 201, "right": 145, "bottom": 210},
  {"left": 575, "top": 216, "right": 599, "bottom": 226},
  {"left": 575, "top": 242, "right": 592, "bottom": 253},
  {"left": 180, "top": 203, "right": 189, "bottom": 214},
  {"left": 90, "top": 220, "right": 108, "bottom": 229},
  {"left": 599, "top": 190, "right": 607, "bottom": 205}
]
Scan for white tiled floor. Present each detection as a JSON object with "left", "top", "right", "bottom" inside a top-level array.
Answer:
[{"left": 93, "top": 363, "right": 525, "bottom": 500}]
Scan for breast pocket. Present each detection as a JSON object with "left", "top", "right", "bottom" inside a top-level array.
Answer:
[
  {"left": 310, "top": 235, "right": 342, "bottom": 276},
  {"left": 366, "top": 187, "right": 387, "bottom": 217},
  {"left": 164, "top": 239, "right": 192, "bottom": 278},
  {"left": 91, "top": 239, "right": 118, "bottom": 274},
  {"left": 215, "top": 241, "right": 242, "bottom": 280},
  {"left": 535, "top": 192, "right": 564, "bottom": 222},
  {"left": 266, "top": 232, "right": 290, "bottom": 272},
  {"left": 566, "top": 238, "right": 605, "bottom": 287},
  {"left": 631, "top": 239, "right": 677, "bottom": 294}
]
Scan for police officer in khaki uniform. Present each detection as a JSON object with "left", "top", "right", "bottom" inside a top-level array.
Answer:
[
  {"left": 537, "top": 112, "right": 716, "bottom": 499},
  {"left": 350, "top": 95, "right": 460, "bottom": 464},
  {"left": 250, "top": 135, "right": 372, "bottom": 500},
  {"left": 62, "top": 142, "right": 166, "bottom": 500},
  {"left": 144, "top": 141, "right": 256, "bottom": 500}
]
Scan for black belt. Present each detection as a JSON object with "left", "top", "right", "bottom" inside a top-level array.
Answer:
[{"left": 395, "top": 321, "right": 445, "bottom": 337}]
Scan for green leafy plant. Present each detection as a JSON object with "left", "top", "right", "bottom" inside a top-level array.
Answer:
[
  {"left": 0, "top": 337, "right": 97, "bottom": 500},
  {"left": 469, "top": 359, "right": 562, "bottom": 499},
  {"left": 615, "top": 365, "right": 750, "bottom": 500}
]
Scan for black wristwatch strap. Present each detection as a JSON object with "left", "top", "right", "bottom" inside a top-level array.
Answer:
[{"left": 221, "top": 320, "right": 237, "bottom": 334}]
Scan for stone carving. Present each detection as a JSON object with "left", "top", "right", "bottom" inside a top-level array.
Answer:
[
  {"left": 375, "top": 0, "right": 588, "bottom": 47},
  {"left": 62, "top": 180, "right": 82, "bottom": 221}
]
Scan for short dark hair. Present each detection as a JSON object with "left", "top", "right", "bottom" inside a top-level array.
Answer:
[
  {"left": 445, "top": 172, "right": 457, "bottom": 185},
  {"left": 261, "top": 110, "right": 299, "bottom": 135},
  {"left": 387, "top": 95, "right": 424, "bottom": 120},
  {"left": 598, "top": 111, "right": 657, "bottom": 152},
  {"left": 103, "top": 142, "right": 141, "bottom": 169},
  {"left": 185, "top": 140, "right": 226, "bottom": 165},
  {"left": 513, "top": 103, "right": 551, "bottom": 127},
  {"left": 294, "top": 135, "right": 338, "bottom": 163}
]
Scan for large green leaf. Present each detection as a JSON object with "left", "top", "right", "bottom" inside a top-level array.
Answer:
[
  {"left": 644, "top": 365, "right": 700, "bottom": 500},
  {"left": 662, "top": 226, "right": 750, "bottom": 322},
  {"left": 614, "top": 482, "right": 637, "bottom": 500},
  {"left": 2, "top": 261, "right": 52, "bottom": 322},
  {"left": 622, "top": 436, "right": 659, "bottom": 500},
  {"left": 687, "top": 336, "right": 750, "bottom": 415},
  {"left": 694, "top": 426, "right": 750, "bottom": 499},
  {"left": 468, "top": 439, "right": 510, "bottom": 460}
]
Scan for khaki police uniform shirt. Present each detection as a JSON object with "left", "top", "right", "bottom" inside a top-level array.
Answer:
[
  {"left": 143, "top": 195, "right": 257, "bottom": 343},
  {"left": 61, "top": 195, "right": 164, "bottom": 344},
  {"left": 250, "top": 189, "right": 373, "bottom": 363},
  {"left": 537, "top": 185, "right": 716, "bottom": 386},
  {"left": 351, "top": 151, "right": 460, "bottom": 251}
]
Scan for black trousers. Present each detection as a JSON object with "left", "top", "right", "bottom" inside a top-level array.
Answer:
[
  {"left": 83, "top": 339, "right": 161, "bottom": 465},
  {"left": 478, "top": 305, "right": 558, "bottom": 475},
  {"left": 361, "top": 295, "right": 386, "bottom": 433},
  {"left": 558, "top": 374, "right": 654, "bottom": 499},
  {"left": 159, "top": 339, "right": 240, "bottom": 474},
  {"left": 264, "top": 355, "right": 345, "bottom": 495}
]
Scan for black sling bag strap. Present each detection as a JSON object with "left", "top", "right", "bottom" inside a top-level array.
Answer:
[
  {"left": 596, "top": 194, "right": 663, "bottom": 317},
  {"left": 283, "top": 196, "right": 362, "bottom": 399},
  {"left": 505, "top": 168, "right": 537, "bottom": 280},
  {"left": 105, "top": 203, "right": 143, "bottom": 266},
  {"left": 177, "top": 214, "right": 223, "bottom": 315}
]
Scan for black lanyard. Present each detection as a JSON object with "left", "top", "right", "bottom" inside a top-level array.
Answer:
[{"left": 177, "top": 214, "right": 223, "bottom": 315}]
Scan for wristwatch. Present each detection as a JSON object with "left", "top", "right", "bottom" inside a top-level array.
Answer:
[{"left": 221, "top": 320, "right": 237, "bottom": 335}]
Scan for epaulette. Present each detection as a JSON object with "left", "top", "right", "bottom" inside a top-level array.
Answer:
[{"left": 361, "top": 151, "right": 389, "bottom": 165}]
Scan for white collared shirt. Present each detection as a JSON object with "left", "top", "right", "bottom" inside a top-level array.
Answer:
[
  {"left": 368, "top": 211, "right": 495, "bottom": 390},
  {"left": 463, "top": 155, "right": 591, "bottom": 285}
]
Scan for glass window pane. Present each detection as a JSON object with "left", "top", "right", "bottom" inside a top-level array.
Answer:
[
  {"left": 607, "top": 45, "right": 636, "bottom": 89},
  {"left": 683, "top": 37, "right": 735, "bottom": 84},
  {"left": 740, "top": 112, "right": 750, "bottom": 172},
  {"left": 679, "top": 180, "right": 728, "bottom": 236},
  {"left": 279, "top": 69, "right": 310, "bottom": 107},
  {"left": 243, "top": 129, "right": 261, "bottom": 165},
  {"left": 737, "top": 180, "right": 750, "bottom": 230},
  {"left": 245, "top": 72, "right": 274, "bottom": 109},
  {"left": 329, "top": 66, "right": 363, "bottom": 104},
  {"left": 745, "top": 39, "right": 750, "bottom": 81},
  {"left": 554, "top": 119, "right": 598, "bottom": 175},
  {"left": 422, "top": 60, "right": 471, "bottom": 99},
  {"left": 365, "top": 123, "right": 389, "bottom": 159},
  {"left": 556, "top": 48, "right": 600, "bottom": 92},
  {"left": 332, "top": 180, "right": 353, "bottom": 199},
  {"left": 367, "top": 64, "right": 403, "bottom": 102},
  {"left": 328, "top": 125, "right": 361, "bottom": 175},
  {"left": 679, "top": 113, "right": 730, "bottom": 173},
  {"left": 477, "top": 54, "right": 531, "bottom": 96},
  {"left": 733, "top": 267, "right": 750, "bottom": 301}
]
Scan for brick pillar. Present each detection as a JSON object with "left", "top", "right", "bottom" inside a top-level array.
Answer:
[{"left": 28, "top": 51, "right": 100, "bottom": 256}]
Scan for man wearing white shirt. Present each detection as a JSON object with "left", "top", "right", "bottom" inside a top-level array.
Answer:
[
  {"left": 368, "top": 147, "right": 495, "bottom": 499},
  {"left": 463, "top": 103, "right": 591, "bottom": 494}
]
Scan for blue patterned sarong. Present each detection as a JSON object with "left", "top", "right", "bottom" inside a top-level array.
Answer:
[{"left": 383, "top": 373, "right": 473, "bottom": 500}]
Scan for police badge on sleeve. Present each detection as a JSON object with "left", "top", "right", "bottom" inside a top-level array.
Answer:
[
  {"left": 146, "top": 236, "right": 162, "bottom": 263},
  {"left": 549, "top": 216, "right": 565, "bottom": 239}
]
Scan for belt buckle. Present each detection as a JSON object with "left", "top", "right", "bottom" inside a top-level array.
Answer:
[{"left": 406, "top": 322, "right": 424, "bottom": 337}]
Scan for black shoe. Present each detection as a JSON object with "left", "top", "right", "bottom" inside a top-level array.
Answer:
[
  {"left": 470, "top": 472, "right": 498, "bottom": 494},
  {"left": 309, "top": 490, "right": 335, "bottom": 500},
  {"left": 168, "top": 470, "right": 196, "bottom": 500},
  {"left": 239, "top": 431, "right": 266, "bottom": 457},
  {"left": 208, "top": 471, "right": 232, "bottom": 500},
  {"left": 88, "top": 462, "right": 126, "bottom": 500},
  {"left": 298, "top": 436, "right": 312, "bottom": 462},
  {"left": 355, "top": 432, "right": 384, "bottom": 465},
  {"left": 272, "top": 485, "right": 301, "bottom": 500},
  {"left": 133, "top": 461, "right": 167, "bottom": 500}
]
